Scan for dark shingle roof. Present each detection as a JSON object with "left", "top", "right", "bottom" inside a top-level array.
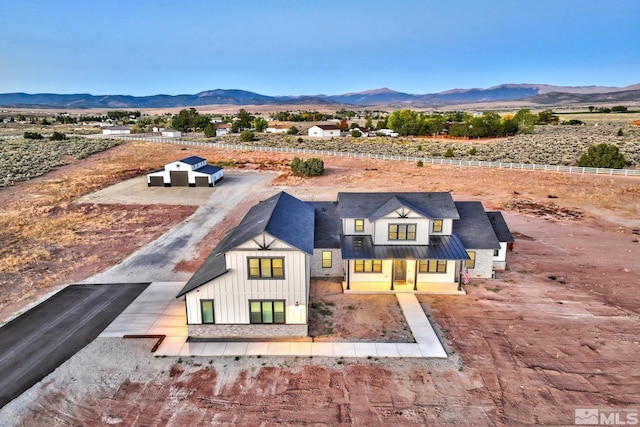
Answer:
[
  {"left": 338, "top": 192, "right": 460, "bottom": 220},
  {"left": 180, "top": 156, "right": 206, "bottom": 165},
  {"left": 315, "top": 124, "right": 341, "bottom": 130},
  {"left": 195, "top": 165, "right": 223, "bottom": 175},
  {"left": 308, "top": 201, "right": 341, "bottom": 249},
  {"left": 453, "top": 202, "right": 501, "bottom": 250},
  {"left": 340, "top": 234, "right": 469, "bottom": 260},
  {"left": 486, "top": 211, "right": 514, "bottom": 243},
  {"left": 177, "top": 192, "right": 315, "bottom": 297}
]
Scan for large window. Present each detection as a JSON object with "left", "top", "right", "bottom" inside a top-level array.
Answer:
[
  {"left": 388, "top": 224, "right": 416, "bottom": 240},
  {"left": 354, "top": 259, "right": 382, "bottom": 273},
  {"left": 419, "top": 260, "right": 447, "bottom": 273},
  {"left": 354, "top": 219, "right": 365, "bottom": 232},
  {"left": 432, "top": 219, "right": 443, "bottom": 232},
  {"left": 248, "top": 257, "right": 284, "bottom": 278},
  {"left": 466, "top": 251, "right": 476, "bottom": 269},
  {"left": 322, "top": 251, "right": 332, "bottom": 268},
  {"left": 250, "top": 300, "right": 285, "bottom": 324},
  {"left": 200, "top": 299, "right": 215, "bottom": 324}
]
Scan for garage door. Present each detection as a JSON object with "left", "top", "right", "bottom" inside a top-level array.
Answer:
[
  {"left": 148, "top": 176, "right": 164, "bottom": 187},
  {"left": 195, "top": 177, "right": 209, "bottom": 187},
  {"left": 170, "top": 171, "right": 189, "bottom": 187}
]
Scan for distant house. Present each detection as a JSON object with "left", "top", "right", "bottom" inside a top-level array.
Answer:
[
  {"left": 153, "top": 126, "right": 165, "bottom": 133},
  {"left": 178, "top": 191, "right": 513, "bottom": 339},
  {"left": 146, "top": 156, "right": 223, "bottom": 187},
  {"left": 161, "top": 129, "right": 182, "bottom": 138},
  {"left": 102, "top": 126, "right": 131, "bottom": 135},
  {"left": 215, "top": 123, "right": 231, "bottom": 136},
  {"left": 265, "top": 124, "right": 291, "bottom": 134},
  {"left": 308, "top": 124, "right": 341, "bottom": 138}
]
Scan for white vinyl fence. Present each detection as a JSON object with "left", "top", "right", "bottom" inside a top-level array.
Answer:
[{"left": 85, "top": 134, "right": 640, "bottom": 177}]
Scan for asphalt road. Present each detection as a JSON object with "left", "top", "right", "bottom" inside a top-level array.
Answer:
[{"left": 0, "top": 283, "right": 149, "bottom": 409}]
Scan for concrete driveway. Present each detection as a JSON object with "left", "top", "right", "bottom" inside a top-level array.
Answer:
[{"left": 82, "top": 171, "right": 277, "bottom": 283}]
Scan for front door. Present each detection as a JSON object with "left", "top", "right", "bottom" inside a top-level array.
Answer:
[{"left": 393, "top": 260, "right": 406, "bottom": 283}]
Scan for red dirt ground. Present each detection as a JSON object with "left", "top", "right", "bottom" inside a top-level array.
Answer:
[{"left": 2, "top": 140, "right": 639, "bottom": 425}]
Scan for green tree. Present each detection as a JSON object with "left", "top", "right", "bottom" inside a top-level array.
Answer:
[
  {"left": 287, "top": 126, "right": 299, "bottom": 135},
  {"left": 514, "top": 109, "right": 537, "bottom": 134},
  {"left": 444, "top": 147, "right": 455, "bottom": 158},
  {"left": 204, "top": 123, "right": 216, "bottom": 138},
  {"left": 194, "top": 114, "right": 211, "bottom": 131},
  {"left": 364, "top": 116, "right": 373, "bottom": 130},
  {"left": 351, "top": 129, "right": 362, "bottom": 138},
  {"left": 577, "top": 143, "right": 626, "bottom": 168},
  {"left": 388, "top": 109, "right": 421, "bottom": 135},
  {"left": 236, "top": 109, "right": 253, "bottom": 129},
  {"left": 253, "top": 117, "right": 268, "bottom": 132},
  {"left": 537, "top": 109, "right": 559, "bottom": 125},
  {"left": 240, "top": 130, "right": 255, "bottom": 142},
  {"left": 172, "top": 108, "right": 200, "bottom": 132}
]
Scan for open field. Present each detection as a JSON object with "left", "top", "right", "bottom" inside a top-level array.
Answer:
[{"left": 0, "top": 139, "right": 639, "bottom": 425}]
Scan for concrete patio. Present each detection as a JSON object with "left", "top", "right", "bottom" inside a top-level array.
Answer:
[{"left": 101, "top": 282, "right": 447, "bottom": 358}]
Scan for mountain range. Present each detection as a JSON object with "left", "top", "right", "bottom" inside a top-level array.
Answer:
[{"left": 1, "top": 83, "right": 639, "bottom": 109}]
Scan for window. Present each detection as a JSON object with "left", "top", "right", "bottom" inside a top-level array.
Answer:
[
  {"left": 248, "top": 257, "right": 284, "bottom": 278},
  {"left": 354, "top": 259, "right": 382, "bottom": 273},
  {"left": 493, "top": 249, "right": 500, "bottom": 257},
  {"left": 250, "top": 300, "right": 285, "bottom": 324},
  {"left": 322, "top": 251, "right": 332, "bottom": 268},
  {"left": 354, "top": 219, "right": 365, "bottom": 232},
  {"left": 388, "top": 224, "right": 416, "bottom": 240},
  {"left": 466, "top": 251, "right": 476, "bottom": 269},
  {"left": 418, "top": 260, "right": 447, "bottom": 273},
  {"left": 200, "top": 299, "right": 214, "bottom": 324},
  {"left": 432, "top": 219, "right": 443, "bottom": 232}
]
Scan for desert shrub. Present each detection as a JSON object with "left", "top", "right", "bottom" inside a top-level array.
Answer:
[
  {"left": 287, "top": 126, "right": 299, "bottom": 135},
  {"left": 562, "top": 119, "right": 584, "bottom": 126},
  {"left": 291, "top": 156, "right": 324, "bottom": 177},
  {"left": 468, "top": 147, "right": 477, "bottom": 155},
  {"left": 50, "top": 131, "right": 67, "bottom": 140},
  {"left": 351, "top": 130, "right": 362, "bottom": 138},
  {"left": 417, "top": 160, "right": 424, "bottom": 167},
  {"left": 23, "top": 132, "right": 43, "bottom": 139},
  {"left": 240, "top": 131, "right": 255, "bottom": 142},
  {"left": 617, "top": 128, "right": 624, "bottom": 136},
  {"left": 444, "top": 147, "right": 455, "bottom": 158},
  {"left": 578, "top": 143, "right": 626, "bottom": 168}
]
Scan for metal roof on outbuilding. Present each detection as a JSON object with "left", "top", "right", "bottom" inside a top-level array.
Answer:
[
  {"left": 454, "top": 202, "right": 501, "bottom": 250},
  {"left": 180, "top": 156, "right": 206, "bottom": 165},
  {"left": 194, "top": 165, "right": 223, "bottom": 175}
]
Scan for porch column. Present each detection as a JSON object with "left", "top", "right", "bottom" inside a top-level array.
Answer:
[
  {"left": 414, "top": 262, "right": 418, "bottom": 291},
  {"left": 346, "top": 260, "right": 350, "bottom": 290}
]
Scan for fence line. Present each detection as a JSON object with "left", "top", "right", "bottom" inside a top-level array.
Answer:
[{"left": 85, "top": 134, "right": 640, "bottom": 177}]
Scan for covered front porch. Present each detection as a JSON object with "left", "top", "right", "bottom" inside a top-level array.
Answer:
[{"left": 340, "top": 234, "right": 470, "bottom": 295}]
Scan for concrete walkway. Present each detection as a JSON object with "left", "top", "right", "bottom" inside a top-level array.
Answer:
[{"left": 101, "top": 282, "right": 447, "bottom": 358}]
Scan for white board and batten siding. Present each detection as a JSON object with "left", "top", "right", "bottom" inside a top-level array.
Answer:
[{"left": 185, "top": 236, "right": 309, "bottom": 325}]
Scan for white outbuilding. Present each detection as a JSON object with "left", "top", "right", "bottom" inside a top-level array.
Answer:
[
  {"left": 102, "top": 126, "right": 131, "bottom": 135},
  {"left": 146, "top": 156, "right": 224, "bottom": 187},
  {"left": 161, "top": 129, "right": 182, "bottom": 137},
  {"left": 308, "top": 124, "right": 341, "bottom": 138}
]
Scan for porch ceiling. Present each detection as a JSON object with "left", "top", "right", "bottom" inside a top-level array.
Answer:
[{"left": 340, "top": 234, "right": 470, "bottom": 260}]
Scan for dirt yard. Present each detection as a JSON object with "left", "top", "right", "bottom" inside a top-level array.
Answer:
[{"left": 1, "top": 140, "right": 639, "bottom": 425}]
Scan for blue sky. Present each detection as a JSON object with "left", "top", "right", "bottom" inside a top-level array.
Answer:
[{"left": 1, "top": 0, "right": 638, "bottom": 96}]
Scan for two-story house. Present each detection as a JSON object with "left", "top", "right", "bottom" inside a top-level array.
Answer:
[
  {"left": 176, "top": 192, "right": 315, "bottom": 339},
  {"left": 178, "top": 191, "right": 512, "bottom": 339}
]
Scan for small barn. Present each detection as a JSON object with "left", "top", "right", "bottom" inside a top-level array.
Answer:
[
  {"left": 161, "top": 129, "right": 182, "bottom": 137},
  {"left": 147, "top": 156, "right": 224, "bottom": 187},
  {"left": 265, "top": 124, "right": 291, "bottom": 134},
  {"left": 102, "top": 126, "right": 131, "bottom": 135},
  {"left": 308, "top": 124, "right": 341, "bottom": 138}
]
